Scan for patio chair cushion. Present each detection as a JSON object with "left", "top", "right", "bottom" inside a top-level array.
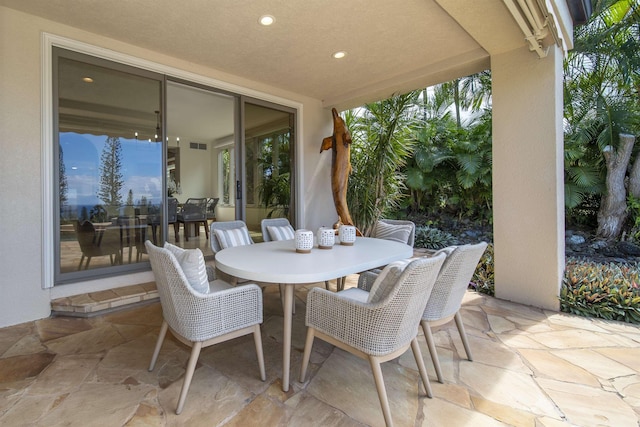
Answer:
[
  {"left": 214, "top": 226, "right": 252, "bottom": 249},
  {"left": 367, "top": 259, "right": 412, "bottom": 304},
  {"left": 163, "top": 243, "right": 209, "bottom": 294},
  {"left": 267, "top": 225, "right": 295, "bottom": 241},
  {"left": 375, "top": 221, "right": 413, "bottom": 244}
]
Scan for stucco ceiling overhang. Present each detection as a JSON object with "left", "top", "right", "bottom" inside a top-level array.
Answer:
[{"left": 0, "top": 0, "right": 576, "bottom": 110}]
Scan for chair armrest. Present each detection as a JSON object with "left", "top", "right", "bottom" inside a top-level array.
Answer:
[
  {"left": 305, "top": 288, "right": 408, "bottom": 356},
  {"left": 178, "top": 283, "right": 263, "bottom": 341},
  {"left": 357, "top": 270, "right": 381, "bottom": 291}
]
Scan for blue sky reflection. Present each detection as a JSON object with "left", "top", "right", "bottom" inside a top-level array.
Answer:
[{"left": 61, "top": 132, "right": 163, "bottom": 210}]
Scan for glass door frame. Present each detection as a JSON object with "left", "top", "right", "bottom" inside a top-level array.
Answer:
[{"left": 53, "top": 47, "right": 165, "bottom": 284}]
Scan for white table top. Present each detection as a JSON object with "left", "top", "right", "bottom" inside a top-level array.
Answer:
[{"left": 214, "top": 237, "right": 413, "bottom": 284}]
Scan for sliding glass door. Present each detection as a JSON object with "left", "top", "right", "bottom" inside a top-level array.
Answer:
[
  {"left": 53, "top": 48, "right": 297, "bottom": 285},
  {"left": 55, "top": 48, "right": 163, "bottom": 282},
  {"left": 165, "top": 81, "right": 236, "bottom": 256}
]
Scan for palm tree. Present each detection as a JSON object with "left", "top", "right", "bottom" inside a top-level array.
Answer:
[
  {"left": 405, "top": 108, "right": 492, "bottom": 219},
  {"left": 433, "top": 71, "right": 492, "bottom": 128},
  {"left": 346, "top": 91, "right": 421, "bottom": 235},
  {"left": 563, "top": 0, "right": 640, "bottom": 236}
]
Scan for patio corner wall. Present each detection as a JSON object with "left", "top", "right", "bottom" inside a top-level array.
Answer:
[{"left": 491, "top": 45, "right": 565, "bottom": 310}]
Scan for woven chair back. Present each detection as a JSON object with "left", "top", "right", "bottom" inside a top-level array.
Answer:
[{"left": 422, "top": 242, "right": 488, "bottom": 321}]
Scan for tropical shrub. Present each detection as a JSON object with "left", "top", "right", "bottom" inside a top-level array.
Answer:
[
  {"left": 561, "top": 258, "right": 640, "bottom": 323},
  {"left": 468, "top": 249, "right": 640, "bottom": 324},
  {"left": 404, "top": 102, "right": 492, "bottom": 221},
  {"left": 563, "top": 0, "right": 640, "bottom": 235},
  {"left": 346, "top": 91, "right": 420, "bottom": 235},
  {"left": 414, "top": 226, "right": 456, "bottom": 249},
  {"left": 470, "top": 243, "right": 495, "bottom": 296},
  {"left": 626, "top": 195, "right": 640, "bottom": 243}
]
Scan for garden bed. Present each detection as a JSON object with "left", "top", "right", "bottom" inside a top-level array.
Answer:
[{"left": 404, "top": 213, "right": 640, "bottom": 324}]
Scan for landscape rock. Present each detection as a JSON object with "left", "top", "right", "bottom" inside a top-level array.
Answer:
[
  {"left": 617, "top": 241, "right": 640, "bottom": 256},
  {"left": 568, "top": 235, "right": 586, "bottom": 245}
]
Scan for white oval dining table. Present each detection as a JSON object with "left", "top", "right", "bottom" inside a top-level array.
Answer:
[{"left": 214, "top": 236, "right": 413, "bottom": 392}]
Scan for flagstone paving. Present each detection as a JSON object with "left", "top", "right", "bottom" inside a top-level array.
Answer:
[{"left": 1, "top": 278, "right": 640, "bottom": 426}]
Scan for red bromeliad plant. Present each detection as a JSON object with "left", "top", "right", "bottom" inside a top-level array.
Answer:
[{"left": 562, "top": 258, "right": 640, "bottom": 323}]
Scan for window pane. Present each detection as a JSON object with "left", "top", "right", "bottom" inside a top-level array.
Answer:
[
  {"left": 244, "top": 102, "right": 294, "bottom": 237},
  {"left": 57, "top": 54, "right": 162, "bottom": 279}
]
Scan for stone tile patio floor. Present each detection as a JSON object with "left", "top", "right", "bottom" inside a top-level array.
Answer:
[{"left": 1, "top": 277, "right": 640, "bottom": 426}]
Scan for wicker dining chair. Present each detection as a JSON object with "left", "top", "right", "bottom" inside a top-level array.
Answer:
[
  {"left": 74, "top": 220, "right": 122, "bottom": 269},
  {"left": 145, "top": 241, "right": 265, "bottom": 415},
  {"left": 332, "top": 218, "right": 417, "bottom": 292},
  {"left": 261, "top": 218, "right": 331, "bottom": 293},
  {"left": 206, "top": 197, "right": 219, "bottom": 225},
  {"left": 177, "top": 197, "right": 208, "bottom": 241},
  {"left": 260, "top": 217, "right": 294, "bottom": 242},
  {"left": 210, "top": 220, "right": 287, "bottom": 307},
  {"left": 167, "top": 197, "right": 179, "bottom": 241},
  {"left": 356, "top": 242, "right": 487, "bottom": 384},
  {"left": 373, "top": 218, "right": 416, "bottom": 247},
  {"left": 210, "top": 220, "right": 254, "bottom": 255},
  {"left": 419, "top": 242, "right": 488, "bottom": 383},
  {"left": 299, "top": 254, "right": 446, "bottom": 427},
  {"left": 259, "top": 217, "right": 306, "bottom": 310}
]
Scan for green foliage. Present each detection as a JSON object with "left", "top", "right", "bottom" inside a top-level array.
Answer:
[
  {"left": 561, "top": 258, "right": 640, "bottom": 323},
  {"left": 414, "top": 226, "right": 456, "bottom": 249},
  {"left": 404, "top": 108, "right": 492, "bottom": 220},
  {"left": 222, "top": 149, "right": 231, "bottom": 204},
  {"left": 259, "top": 172, "right": 290, "bottom": 218},
  {"left": 346, "top": 91, "right": 420, "bottom": 235},
  {"left": 564, "top": 0, "right": 640, "bottom": 225},
  {"left": 626, "top": 195, "right": 640, "bottom": 242},
  {"left": 256, "top": 131, "right": 291, "bottom": 218},
  {"left": 399, "top": 71, "right": 493, "bottom": 220},
  {"left": 471, "top": 243, "right": 495, "bottom": 296}
]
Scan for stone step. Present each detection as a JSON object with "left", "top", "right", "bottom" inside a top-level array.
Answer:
[{"left": 51, "top": 282, "right": 158, "bottom": 317}]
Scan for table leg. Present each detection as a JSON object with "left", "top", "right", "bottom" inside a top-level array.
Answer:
[{"left": 282, "top": 283, "right": 294, "bottom": 392}]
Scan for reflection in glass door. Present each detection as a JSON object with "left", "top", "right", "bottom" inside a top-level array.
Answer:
[
  {"left": 166, "top": 81, "right": 236, "bottom": 256},
  {"left": 243, "top": 101, "right": 296, "bottom": 241},
  {"left": 55, "top": 49, "right": 163, "bottom": 283}
]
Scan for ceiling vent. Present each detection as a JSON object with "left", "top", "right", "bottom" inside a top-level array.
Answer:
[{"left": 189, "top": 142, "right": 207, "bottom": 150}]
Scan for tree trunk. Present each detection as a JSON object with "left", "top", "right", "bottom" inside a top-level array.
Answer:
[
  {"left": 597, "top": 134, "right": 636, "bottom": 239},
  {"left": 454, "top": 80, "right": 461, "bottom": 128}
]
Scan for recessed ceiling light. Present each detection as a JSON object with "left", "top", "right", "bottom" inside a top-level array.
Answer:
[
  {"left": 82, "top": 77, "right": 94, "bottom": 83},
  {"left": 332, "top": 51, "right": 347, "bottom": 59},
  {"left": 259, "top": 15, "right": 275, "bottom": 26}
]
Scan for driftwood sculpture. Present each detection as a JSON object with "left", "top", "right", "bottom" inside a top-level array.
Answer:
[{"left": 320, "top": 108, "right": 361, "bottom": 235}]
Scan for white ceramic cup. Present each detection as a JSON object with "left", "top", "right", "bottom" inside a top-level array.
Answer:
[
  {"left": 339, "top": 224, "right": 356, "bottom": 246},
  {"left": 295, "top": 229, "right": 314, "bottom": 253},
  {"left": 317, "top": 227, "right": 335, "bottom": 249}
]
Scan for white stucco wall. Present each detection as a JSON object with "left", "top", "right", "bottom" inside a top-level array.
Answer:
[
  {"left": 0, "top": 6, "right": 335, "bottom": 327},
  {"left": 0, "top": 7, "right": 53, "bottom": 326},
  {"left": 492, "top": 45, "right": 565, "bottom": 310}
]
